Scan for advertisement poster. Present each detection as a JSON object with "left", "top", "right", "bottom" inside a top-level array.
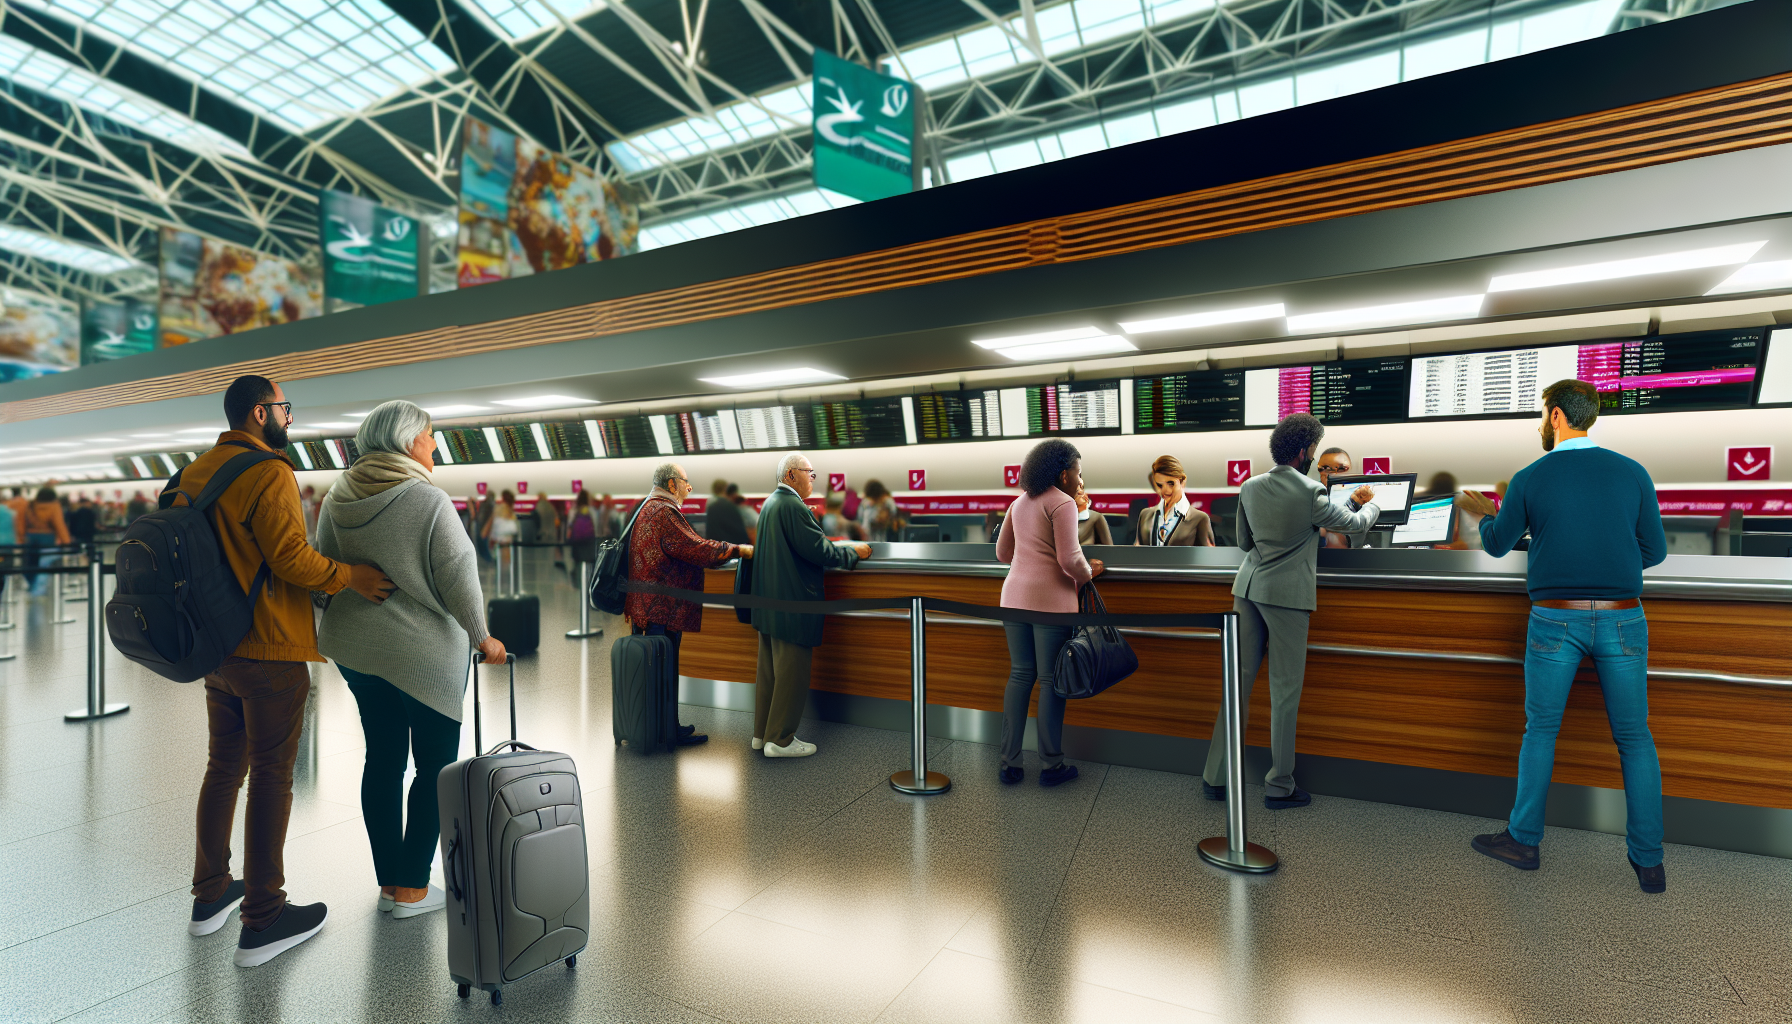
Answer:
[
  {"left": 320, "top": 190, "right": 420, "bottom": 307},
  {"left": 81, "top": 298, "right": 158, "bottom": 363},
  {"left": 158, "top": 227, "right": 323, "bottom": 346},
  {"left": 456, "top": 117, "right": 640, "bottom": 289},
  {"left": 811, "top": 49, "right": 922, "bottom": 203},
  {"left": 0, "top": 287, "right": 79, "bottom": 382}
]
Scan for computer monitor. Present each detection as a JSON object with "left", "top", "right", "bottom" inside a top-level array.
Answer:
[
  {"left": 1325, "top": 473, "right": 1418, "bottom": 526},
  {"left": 1393, "top": 496, "right": 1458, "bottom": 546}
]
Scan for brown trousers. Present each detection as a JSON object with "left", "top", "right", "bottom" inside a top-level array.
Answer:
[
  {"left": 192, "top": 656, "right": 311, "bottom": 931},
  {"left": 753, "top": 633, "right": 813, "bottom": 748}
]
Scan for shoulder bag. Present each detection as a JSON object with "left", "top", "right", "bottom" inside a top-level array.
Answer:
[{"left": 1051, "top": 582, "right": 1139, "bottom": 700}]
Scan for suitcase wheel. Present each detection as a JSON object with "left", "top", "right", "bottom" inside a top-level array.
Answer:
[
  {"left": 491, "top": 990, "right": 503, "bottom": 1007},
  {"left": 566, "top": 955, "right": 577, "bottom": 969},
  {"left": 457, "top": 984, "right": 469, "bottom": 999}
]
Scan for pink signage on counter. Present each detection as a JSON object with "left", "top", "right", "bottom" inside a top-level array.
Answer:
[
  {"left": 571, "top": 479, "right": 582, "bottom": 494},
  {"left": 1728, "top": 446, "right": 1773, "bottom": 481},
  {"left": 1362, "top": 457, "right": 1391, "bottom": 475},
  {"left": 908, "top": 469, "right": 926, "bottom": 491},
  {"left": 829, "top": 473, "right": 846, "bottom": 493},
  {"left": 1227, "top": 460, "right": 1252, "bottom": 486},
  {"left": 517, "top": 482, "right": 528, "bottom": 494},
  {"left": 1004, "top": 465, "right": 1021, "bottom": 487},
  {"left": 476, "top": 482, "right": 488, "bottom": 496}
]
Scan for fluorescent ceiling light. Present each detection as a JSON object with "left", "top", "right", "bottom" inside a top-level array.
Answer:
[
  {"left": 42, "top": 442, "right": 81, "bottom": 448},
  {"left": 422, "top": 404, "right": 489, "bottom": 416},
  {"left": 986, "top": 336, "right": 1138, "bottom": 361},
  {"left": 972, "top": 326, "right": 1105, "bottom": 350},
  {"left": 697, "top": 368, "right": 847, "bottom": 388},
  {"left": 87, "top": 437, "right": 123, "bottom": 442},
  {"left": 130, "top": 433, "right": 172, "bottom": 439},
  {"left": 1119, "top": 303, "right": 1287, "bottom": 334},
  {"left": 307, "top": 422, "right": 357, "bottom": 430},
  {"left": 491, "top": 395, "right": 593, "bottom": 409},
  {"left": 1488, "top": 241, "right": 1767, "bottom": 293},
  {"left": 1707, "top": 260, "right": 1792, "bottom": 296},
  {"left": 344, "top": 412, "right": 370, "bottom": 419},
  {"left": 1287, "top": 294, "right": 1485, "bottom": 332}
]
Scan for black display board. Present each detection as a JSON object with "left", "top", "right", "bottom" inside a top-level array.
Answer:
[
  {"left": 1029, "top": 379, "right": 1123, "bottom": 436},
  {"left": 1135, "top": 369, "right": 1245, "bottom": 432}
]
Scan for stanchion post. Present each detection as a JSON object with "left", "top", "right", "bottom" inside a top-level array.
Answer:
[
  {"left": 66, "top": 544, "right": 126, "bottom": 721},
  {"left": 1198, "top": 611, "right": 1276, "bottom": 873},
  {"left": 51, "top": 555, "right": 77, "bottom": 624},
  {"left": 890, "top": 596, "right": 950, "bottom": 795},
  {"left": 565, "top": 560, "right": 601, "bottom": 639}
]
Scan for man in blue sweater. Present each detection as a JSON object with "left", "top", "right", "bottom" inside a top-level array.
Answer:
[{"left": 1459, "top": 378, "right": 1668, "bottom": 893}]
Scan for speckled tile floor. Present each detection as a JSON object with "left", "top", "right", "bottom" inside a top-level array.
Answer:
[{"left": 2, "top": 549, "right": 1789, "bottom": 1023}]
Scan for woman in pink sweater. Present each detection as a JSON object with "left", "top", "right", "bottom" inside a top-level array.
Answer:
[{"left": 996, "top": 439, "right": 1105, "bottom": 787}]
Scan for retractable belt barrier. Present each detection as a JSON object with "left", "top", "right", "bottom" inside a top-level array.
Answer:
[{"left": 618, "top": 580, "right": 1275, "bottom": 872}]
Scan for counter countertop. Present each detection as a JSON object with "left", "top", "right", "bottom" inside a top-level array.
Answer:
[{"left": 828, "top": 544, "right": 1792, "bottom": 603}]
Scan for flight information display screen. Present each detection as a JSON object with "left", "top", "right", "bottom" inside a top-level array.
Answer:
[
  {"left": 915, "top": 390, "right": 1002, "bottom": 441},
  {"left": 1134, "top": 370, "right": 1246, "bottom": 432},
  {"left": 1409, "top": 345, "right": 1581, "bottom": 418},
  {"left": 676, "top": 410, "right": 738, "bottom": 451},
  {"left": 1760, "top": 327, "right": 1792, "bottom": 405},
  {"left": 440, "top": 427, "right": 493, "bottom": 463},
  {"left": 810, "top": 397, "right": 910, "bottom": 449},
  {"left": 1253, "top": 358, "right": 1409, "bottom": 424},
  {"left": 735, "top": 406, "right": 808, "bottom": 450},
  {"left": 1028, "top": 379, "right": 1123, "bottom": 435},
  {"left": 1582, "top": 329, "right": 1762, "bottom": 412},
  {"left": 489, "top": 424, "right": 541, "bottom": 462},
  {"left": 541, "top": 420, "right": 599, "bottom": 460},
  {"left": 594, "top": 417, "right": 662, "bottom": 459}
]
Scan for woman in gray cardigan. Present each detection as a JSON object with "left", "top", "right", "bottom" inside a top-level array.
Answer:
[{"left": 317, "top": 400, "right": 505, "bottom": 920}]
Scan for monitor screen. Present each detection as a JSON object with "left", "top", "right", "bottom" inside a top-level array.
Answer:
[
  {"left": 1393, "top": 496, "right": 1458, "bottom": 546},
  {"left": 1761, "top": 327, "right": 1792, "bottom": 405},
  {"left": 1245, "top": 357, "right": 1410, "bottom": 426},
  {"left": 1027, "top": 380, "right": 1123, "bottom": 435},
  {"left": 1134, "top": 369, "right": 1247, "bottom": 432},
  {"left": 1326, "top": 473, "right": 1418, "bottom": 525}
]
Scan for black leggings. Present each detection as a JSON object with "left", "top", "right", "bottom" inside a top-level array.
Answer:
[{"left": 339, "top": 665, "right": 461, "bottom": 889}]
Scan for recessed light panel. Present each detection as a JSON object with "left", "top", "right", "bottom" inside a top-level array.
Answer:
[
  {"left": 492, "top": 395, "right": 593, "bottom": 409},
  {"left": 1287, "top": 294, "right": 1485, "bottom": 332},
  {"left": 972, "top": 326, "right": 1106, "bottom": 349},
  {"left": 698, "top": 368, "right": 847, "bottom": 388},
  {"left": 1119, "top": 303, "right": 1286, "bottom": 334},
  {"left": 987, "top": 336, "right": 1138, "bottom": 361},
  {"left": 1707, "top": 260, "right": 1792, "bottom": 296},
  {"left": 422, "top": 404, "right": 490, "bottom": 417},
  {"left": 1488, "top": 241, "right": 1766, "bottom": 293}
]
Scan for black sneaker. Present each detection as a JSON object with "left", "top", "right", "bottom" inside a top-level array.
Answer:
[
  {"left": 234, "top": 901, "right": 328, "bottom": 968},
  {"left": 677, "top": 723, "right": 697, "bottom": 738},
  {"left": 1629, "top": 855, "right": 1666, "bottom": 894},
  {"left": 999, "top": 766, "right": 1023, "bottom": 785},
  {"left": 1201, "top": 781, "right": 1226, "bottom": 802},
  {"left": 675, "top": 732, "right": 709, "bottom": 747},
  {"left": 189, "top": 879, "right": 246, "bottom": 937},
  {"left": 1471, "top": 830, "right": 1540, "bottom": 870},
  {"left": 1039, "top": 764, "right": 1079, "bottom": 788},
  {"left": 1264, "top": 786, "right": 1311, "bottom": 810}
]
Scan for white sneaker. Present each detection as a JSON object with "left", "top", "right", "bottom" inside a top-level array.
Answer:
[
  {"left": 377, "top": 890, "right": 395, "bottom": 913},
  {"left": 751, "top": 737, "right": 764, "bottom": 750},
  {"left": 391, "top": 884, "right": 447, "bottom": 919},
  {"left": 764, "top": 737, "right": 816, "bottom": 758}
]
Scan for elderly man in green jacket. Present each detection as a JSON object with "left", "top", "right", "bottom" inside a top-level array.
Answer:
[{"left": 749, "top": 452, "right": 872, "bottom": 758}]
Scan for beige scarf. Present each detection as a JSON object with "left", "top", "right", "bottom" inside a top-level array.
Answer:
[{"left": 328, "top": 450, "right": 435, "bottom": 502}]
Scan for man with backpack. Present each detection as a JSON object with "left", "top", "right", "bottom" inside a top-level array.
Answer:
[{"left": 180, "top": 376, "right": 397, "bottom": 966}]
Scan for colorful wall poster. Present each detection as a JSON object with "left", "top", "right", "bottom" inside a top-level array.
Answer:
[
  {"left": 157, "top": 227, "right": 323, "bottom": 346},
  {"left": 456, "top": 117, "right": 640, "bottom": 289},
  {"left": 81, "top": 298, "right": 158, "bottom": 363},
  {"left": 0, "top": 287, "right": 79, "bottom": 381},
  {"left": 320, "top": 190, "right": 421, "bottom": 307}
]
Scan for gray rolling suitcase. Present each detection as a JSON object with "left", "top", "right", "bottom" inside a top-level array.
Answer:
[
  {"left": 438, "top": 653, "right": 589, "bottom": 1007},
  {"left": 609, "top": 627, "right": 676, "bottom": 752}
]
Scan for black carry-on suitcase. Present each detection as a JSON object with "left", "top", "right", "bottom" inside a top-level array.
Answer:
[
  {"left": 609, "top": 626, "right": 676, "bottom": 752},
  {"left": 438, "top": 653, "right": 588, "bottom": 1007},
  {"left": 486, "top": 544, "right": 540, "bottom": 656}
]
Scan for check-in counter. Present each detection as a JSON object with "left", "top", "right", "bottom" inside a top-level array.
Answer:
[{"left": 678, "top": 544, "right": 1792, "bottom": 854}]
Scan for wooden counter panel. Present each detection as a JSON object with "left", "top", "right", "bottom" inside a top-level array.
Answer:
[{"left": 677, "top": 568, "right": 1792, "bottom": 808}]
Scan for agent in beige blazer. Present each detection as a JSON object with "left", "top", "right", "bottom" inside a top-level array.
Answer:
[{"left": 1134, "top": 454, "right": 1214, "bottom": 546}]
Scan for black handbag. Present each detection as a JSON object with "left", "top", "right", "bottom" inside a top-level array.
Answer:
[
  {"left": 1052, "top": 583, "right": 1139, "bottom": 700},
  {"left": 588, "top": 499, "right": 648, "bottom": 615},
  {"left": 731, "top": 547, "right": 753, "bottom": 625}
]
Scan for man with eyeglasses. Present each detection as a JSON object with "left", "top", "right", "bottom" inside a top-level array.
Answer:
[
  {"left": 624, "top": 462, "right": 753, "bottom": 747},
  {"left": 747, "top": 453, "right": 872, "bottom": 758},
  {"left": 179, "top": 375, "right": 399, "bottom": 966}
]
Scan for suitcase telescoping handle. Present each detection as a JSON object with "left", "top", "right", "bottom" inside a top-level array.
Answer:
[{"left": 471, "top": 651, "right": 536, "bottom": 756}]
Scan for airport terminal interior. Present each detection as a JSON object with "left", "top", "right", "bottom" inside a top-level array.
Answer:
[{"left": 4, "top": 0, "right": 1792, "bottom": 1020}]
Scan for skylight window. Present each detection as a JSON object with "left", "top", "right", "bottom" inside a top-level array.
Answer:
[
  {"left": 14, "top": 0, "right": 456, "bottom": 131},
  {"left": 0, "top": 223, "right": 140, "bottom": 275},
  {"left": 462, "top": 0, "right": 606, "bottom": 40}
]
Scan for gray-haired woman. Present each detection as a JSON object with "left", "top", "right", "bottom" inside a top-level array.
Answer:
[{"left": 316, "top": 400, "right": 506, "bottom": 920}]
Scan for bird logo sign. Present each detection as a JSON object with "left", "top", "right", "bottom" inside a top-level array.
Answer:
[
  {"left": 1727, "top": 446, "right": 1772, "bottom": 481},
  {"left": 880, "top": 84, "right": 909, "bottom": 118}
]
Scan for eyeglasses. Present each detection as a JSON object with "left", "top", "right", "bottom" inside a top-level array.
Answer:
[
  {"left": 257, "top": 401, "right": 293, "bottom": 420},
  {"left": 673, "top": 476, "right": 691, "bottom": 486}
]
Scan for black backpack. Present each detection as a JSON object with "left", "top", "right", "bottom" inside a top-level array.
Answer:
[
  {"left": 588, "top": 499, "right": 648, "bottom": 615},
  {"left": 105, "top": 443, "right": 282, "bottom": 682}
]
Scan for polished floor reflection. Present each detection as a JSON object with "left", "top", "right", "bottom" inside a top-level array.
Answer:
[{"left": 1, "top": 550, "right": 1789, "bottom": 1023}]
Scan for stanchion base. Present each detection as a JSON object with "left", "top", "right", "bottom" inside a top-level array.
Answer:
[
  {"left": 0, "top": 652, "right": 15, "bottom": 661},
  {"left": 1197, "top": 836, "right": 1279, "bottom": 874},
  {"left": 51, "top": 617, "right": 77, "bottom": 625},
  {"left": 65, "top": 703, "right": 129, "bottom": 722},
  {"left": 0, "top": 622, "right": 14, "bottom": 630},
  {"left": 889, "top": 770, "right": 951, "bottom": 795},
  {"left": 565, "top": 628, "right": 603, "bottom": 639}
]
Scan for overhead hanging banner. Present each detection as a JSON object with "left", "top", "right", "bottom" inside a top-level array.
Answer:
[
  {"left": 320, "top": 190, "right": 421, "bottom": 307},
  {"left": 811, "top": 49, "right": 922, "bottom": 203},
  {"left": 0, "top": 287, "right": 79, "bottom": 382},
  {"left": 157, "top": 228, "right": 323, "bottom": 346},
  {"left": 81, "top": 298, "right": 158, "bottom": 363},
  {"left": 456, "top": 117, "right": 641, "bottom": 289}
]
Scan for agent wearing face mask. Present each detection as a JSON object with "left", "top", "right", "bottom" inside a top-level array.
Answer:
[{"left": 1199, "top": 414, "right": 1379, "bottom": 811}]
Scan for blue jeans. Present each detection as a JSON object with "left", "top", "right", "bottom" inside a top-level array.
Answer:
[
  {"left": 1509, "top": 606, "right": 1663, "bottom": 866},
  {"left": 339, "top": 665, "right": 461, "bottom": 889},
  {"left": 24, "top": 532, "right": 55, "bottom": 595}
]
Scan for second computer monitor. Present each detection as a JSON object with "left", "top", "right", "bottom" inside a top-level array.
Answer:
[{"left": 1325, "top": 473, "right": 1419, "bottom": 526}]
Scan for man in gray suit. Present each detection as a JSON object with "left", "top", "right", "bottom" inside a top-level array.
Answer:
[{"left": 1201, "top": 414, "right": 1379, "bottom": 809}]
